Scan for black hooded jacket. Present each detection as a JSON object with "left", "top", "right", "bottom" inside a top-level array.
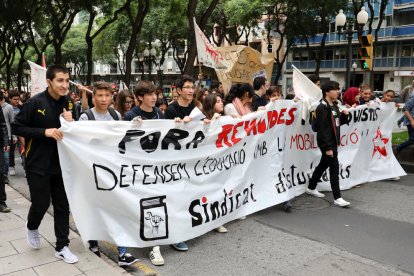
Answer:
[{"left": 313, "top": 99, "right": 349, "bottom": 152}]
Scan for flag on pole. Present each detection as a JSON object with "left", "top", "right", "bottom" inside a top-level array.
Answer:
[
  {"left": 193, "top": 18, "right": 228, "bottom": 70},
  {"left": 292, "top": 65, "right": 322, "bottom": 120},
  {"left": 28, "top": 60, "right": 47, "bottom": 96},
  {"left": 41, "top": 52, "right": 46, "bottom": 68}
]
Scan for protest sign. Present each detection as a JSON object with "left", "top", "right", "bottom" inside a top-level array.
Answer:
[
  {"left": 193, "top": 18, "right": 228, "bottom": 70},
  {"left": 58, "top": 101, "right": 404, "bottom": 248},
  {"left": 215, "top": 45, "right": 274, "bottom": 93}
]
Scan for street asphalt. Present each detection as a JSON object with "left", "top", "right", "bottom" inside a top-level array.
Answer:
[{"left": 7, "top": 161, "right": 413, "bottom": 276}]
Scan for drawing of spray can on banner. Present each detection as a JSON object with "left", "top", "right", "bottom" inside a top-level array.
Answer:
[{"left": 140, "top": 196, "right": 169, "bottom": 241}]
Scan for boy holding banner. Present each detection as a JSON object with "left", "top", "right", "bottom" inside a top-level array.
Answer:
[
  {"left": 123, "top": 80, "right": 165, "bottom": 266},
  {"left": 164, "top": 75, "right": 196, "bottom": 251},
  {"left": 78, "top": 81, "right": 138, "bottom": 267},
  {"left": 11, "top": 65, "right": 78, "bottom": 263},
  {"left": 306, "top": 81, "right": 351, "bottom": 207}
]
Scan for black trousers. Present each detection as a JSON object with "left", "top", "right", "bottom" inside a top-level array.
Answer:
[
  {"left": 9, "top": 142, "right": 15, "bottom": 167},
  {"left": 26, "top": 172, "right": 70, "bottom": 251},
  {"left": 308, "top": 149, "right": 341, "bottom": 200}
]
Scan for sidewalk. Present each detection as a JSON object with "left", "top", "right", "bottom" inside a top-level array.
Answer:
[{"left": 0, "top": 184, "right": 128, "bottom": 276}]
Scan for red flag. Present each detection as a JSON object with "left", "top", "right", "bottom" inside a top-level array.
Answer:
[{"left": 41, "top": 52, "right": 46, "bottom": 68}]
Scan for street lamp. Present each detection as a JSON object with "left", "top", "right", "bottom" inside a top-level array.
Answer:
[
  {"left": 352, "top": 62, "right": 358, "bottom": 87},
  {"left": 157, "top": 65, "right": 164, "bottom": 88},
  {"left": 335, "top": 7, "right": 368, "bottom": 90},
  {"left": 143, "top": 47, "right": 157, "bottom": 81},
  {"left": 23, "top": 69, "right": 30, "bottom": 92}
]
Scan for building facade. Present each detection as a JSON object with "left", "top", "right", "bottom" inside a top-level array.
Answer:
[{"left": 284, "top": 0, "right": 414, "bottom": 94}]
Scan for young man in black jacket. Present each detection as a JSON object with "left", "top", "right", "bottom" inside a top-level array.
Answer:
[
  {"left": 306, "top": 81, "right": 351, "bottom": 207},
  {"left": 11, "top": 64, "right": 78, "bottom": 263}
]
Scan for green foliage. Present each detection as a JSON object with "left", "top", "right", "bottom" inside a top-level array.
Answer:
[{"left": 62, "top": 24, "right": 88, "bottom": 65}]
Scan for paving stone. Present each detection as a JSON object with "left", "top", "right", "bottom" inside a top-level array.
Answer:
[
  {"left": 10, "top": 237, "right": 52, "bottom": 254},
  {"left": 0, "top": 217, "right": 25, "bottom": 231},
  {"left": 0, "top": 241, "right": 18, "bottom": 258},
  {"left": 0, "top": 247, "right": 56, "bottom": 274},
  {"left": 0, "top": 226, "right": 26, "bottom": 242},
  {"left": 3, "top": 268, "right": 38, "bottom": 276},
  {"left": 34, "top": 261, "right": 82, "bottom": 276}
]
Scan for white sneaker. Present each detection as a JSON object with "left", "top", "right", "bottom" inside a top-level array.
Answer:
[
  {"left": 26, "top": 223, "right": 41, "bottom": 249},
  {"left": 306, "top": 188, "right": 325, "bottom": 198},
  {"left": 55, "top": 246, "right": 78, "bottom": 264},
  {"left": 149, "top": 246, "right": 164, "bottom": 266},
  {"left": 9, "top": 167, "right": 15, "bottom": 176},
  {"left": 215, "top": 225, "right": 228, "bottom": 233},
  {"left": 391, "top": 176, "right": 400, "bottom": 181},
  {"left": 334, "top": 198, "right": 350, "bottom": 207}
]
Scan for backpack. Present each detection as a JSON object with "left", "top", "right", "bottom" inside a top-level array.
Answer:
[{"left": 84, "top": 107, "right": 119, "bottom": 121}]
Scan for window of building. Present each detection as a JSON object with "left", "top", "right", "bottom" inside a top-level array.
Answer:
[
  {"left": 168, "top": 51, "right": 173, "bottom": 58},
  {"left": 375, "top": 46, "right": 382, "bottom": 58},
  {"left": 325, "top": 49, "right": 333, "bottom": 60},
  {"left": 334, "top": 48, "right": 345, "bottom": 59},
  {"left": 386, "top": 15, "right": 392, "bottom": 27},
  {"left": 352, "top": 48, "right": 358, "bottom": 59},
  {"left": 292, "top": 50, "right": 301, "bottom": 61},
  {"left": 301, "top": 50, "right": 309, "bottom": 61},
  {"left": 401, "top": 45, "right": 412, "bottom": 57},
  {"left": 167, "top": 61, "right": 173, "bottom": 72},
  {"left": 381, "top": 46, "right": 388, "bottom": 57},
  {"left": 388, "top": 45, "right": 394, "bottom": 57}
]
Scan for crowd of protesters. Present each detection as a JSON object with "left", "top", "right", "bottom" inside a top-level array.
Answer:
[{"left": 0, "top": 65, "right": 407, "bottom": 268}]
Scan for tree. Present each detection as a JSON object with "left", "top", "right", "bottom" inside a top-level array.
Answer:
[
  {"left": 62, "top": 24, "right": 88, "bottom": 81},
  {"left": 265, "top": 0, "right": 314, "bottom": 84},
  {"left": 82, "top": 0, "right": 130, "bottom": 84},
  {"left": 44, "top": 0, "right": 81, "bottom": 64},
  {"left": 300, "top": 0, "right": 347, "bottom": 75},
  {"left": 122, "top": 0, "right": 150, "bottom": 86},
  {"left": 184, "top": 0, "right": 220, "bottom": 75}
]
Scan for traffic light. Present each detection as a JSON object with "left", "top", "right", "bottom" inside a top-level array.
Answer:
[{"left": 358, "top": 34, "right": 373, "bottom": 70}]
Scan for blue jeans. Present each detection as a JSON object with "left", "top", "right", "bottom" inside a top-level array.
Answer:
[{"left": 396, "top": 125, "right": 414, "bottom": 153}]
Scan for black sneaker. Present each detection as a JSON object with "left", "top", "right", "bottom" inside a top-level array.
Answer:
[
  {"left": 89, "top": 246, "right": 101, "bottom": 257},
  {"left": 118, "top": 252, "right": 138, "bottom": 266},
  {"left": 0, "top": 203, "right": 11, "bottom": 213}
]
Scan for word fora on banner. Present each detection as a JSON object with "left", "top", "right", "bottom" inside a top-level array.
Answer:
[{"left": 117, "top": 107, "right": 297, "bottom": 153}]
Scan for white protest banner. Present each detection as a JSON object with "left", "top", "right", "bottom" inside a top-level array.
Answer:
[
  {"left": 28, "top": 60, "right": 47, "bottom": 96},
  {"left": 282, "top": 102, "right": 405, "bottom": 194},
  {"left": 58, "top": 101, "right": 405, "bottom": 248},
  {"left": 193, "top": 18, "right": 228, "bottom": 70}
]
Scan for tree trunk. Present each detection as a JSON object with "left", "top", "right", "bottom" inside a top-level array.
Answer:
[
  {"left": 123, "top": 0, "right": 150, "bottom": 87},
  {"left": 86, "top": 36, "right": 94, "bottom": 85}
]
